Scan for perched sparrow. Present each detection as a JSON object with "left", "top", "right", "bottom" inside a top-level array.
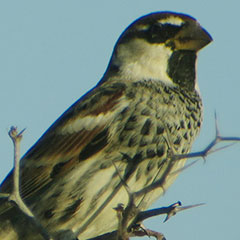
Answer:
[{"left": 0, "top": 12, "right": 212, "bottom": 239}]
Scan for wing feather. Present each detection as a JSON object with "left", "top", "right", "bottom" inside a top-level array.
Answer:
[{"left": 0, "top": 82, "right": 127, "bottom": 209}]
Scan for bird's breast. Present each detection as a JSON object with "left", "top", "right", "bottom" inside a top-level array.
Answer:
[{"left": 72, "top": 81, "right": 203, "bottom": 238}]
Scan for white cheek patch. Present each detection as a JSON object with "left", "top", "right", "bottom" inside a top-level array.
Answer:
[
  {"left": 159, "top": 16, "right": 184, "bottom": 26},
  {"left": 117, "top": 39, "right": 175, "bottom": 86}
]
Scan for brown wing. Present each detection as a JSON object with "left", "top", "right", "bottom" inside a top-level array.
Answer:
[{"left": 0, "top": 82, "right": 127, "bottom": 204}]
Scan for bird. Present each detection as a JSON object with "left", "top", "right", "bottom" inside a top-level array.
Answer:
[{"left": 0, "top": 11, "right": 212, "bottom": 240}]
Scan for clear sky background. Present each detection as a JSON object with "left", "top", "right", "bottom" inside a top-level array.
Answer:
[{"left": 0, "top": 1, "right": 239, "bottom": 240}]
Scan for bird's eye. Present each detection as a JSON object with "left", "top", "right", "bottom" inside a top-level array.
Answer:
[{"left": 147, "top": 23, "right": 182, "bottom": 43}]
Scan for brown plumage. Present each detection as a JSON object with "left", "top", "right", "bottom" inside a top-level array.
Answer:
[{"left": 0, "top": 12, "right": 212, "bottom": 239}]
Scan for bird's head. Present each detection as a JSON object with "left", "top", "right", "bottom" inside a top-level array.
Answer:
[{"left": 104, "top": 12, "right": 212, "bottom": 91}]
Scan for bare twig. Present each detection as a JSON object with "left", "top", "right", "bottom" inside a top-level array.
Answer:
[
  {"left": 134, "top": 132, "right": 240, "bottom": 199},
  {"left": 7, "top": 126, "right": 53, "bottom": 240},
  {"left": 89, "top": 200, "right": 203, "bottom": 240},
  {"left": 3, "top": 116, "right": 240, "bottom": 240},
  {"left": 8, "top": 127, "right": 32, "bottom": 217},
  {"left": 111, "top": 119, "right": 240, "bottom": 240}
]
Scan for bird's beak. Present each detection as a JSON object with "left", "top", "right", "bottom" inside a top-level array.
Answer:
[{"left": 169, "top": 21, "right": 213, "bottom": 51}]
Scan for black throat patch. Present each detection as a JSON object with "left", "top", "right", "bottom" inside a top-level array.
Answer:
[{"left": 167, "top": 50, "right": 197, "bottom": 91}]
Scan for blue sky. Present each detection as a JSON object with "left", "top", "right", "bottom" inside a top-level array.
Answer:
[{"left": 0, "top": 1, "right": 239, "bottom": 239}]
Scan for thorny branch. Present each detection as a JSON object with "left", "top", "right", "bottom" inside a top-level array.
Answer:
[
  {"left": 133, "top": 202, "right": 205, "bottom": 224},
  {"left": 106, "top": 116, "right": 240, "bottom": 240},
  {"left": 134, "top": 121, "right": 240, "bottom": 200},
  {"left": 7, "top": 127, "right": 32, "bottom": 217},
  {"left": 5, "top": 127, "right": 53, "bottom": 240},
  {"left": 1, "top": 119, "right": 240, "bottom": 240}
]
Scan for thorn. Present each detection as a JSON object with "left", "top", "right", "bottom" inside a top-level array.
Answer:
[
  {"left": 179, "top": 203, "right": 205, "bottom": 211},
  {"left": 18, "top": 128, "right": 26, "bottom": 137},
  {"left": 139, "top": 224, "right": 150, "bottom": 238},
  {"left": 210, "top": 143, "right": 237, "bottom": 154},
  {"left": 113, "top": 203, "right": 125, "bottom": 212},
  {"left": 170, "top": 159, "right": 199, "bottom": 176},
  {"left": 112, "top": 160, "right": 133, "bottom": 198},
  {"left": 214, "top": 111, "right": 220, "bottom": 138},
  {"left": 164, "top": 202, "right": 204, "bottom": 222}
]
